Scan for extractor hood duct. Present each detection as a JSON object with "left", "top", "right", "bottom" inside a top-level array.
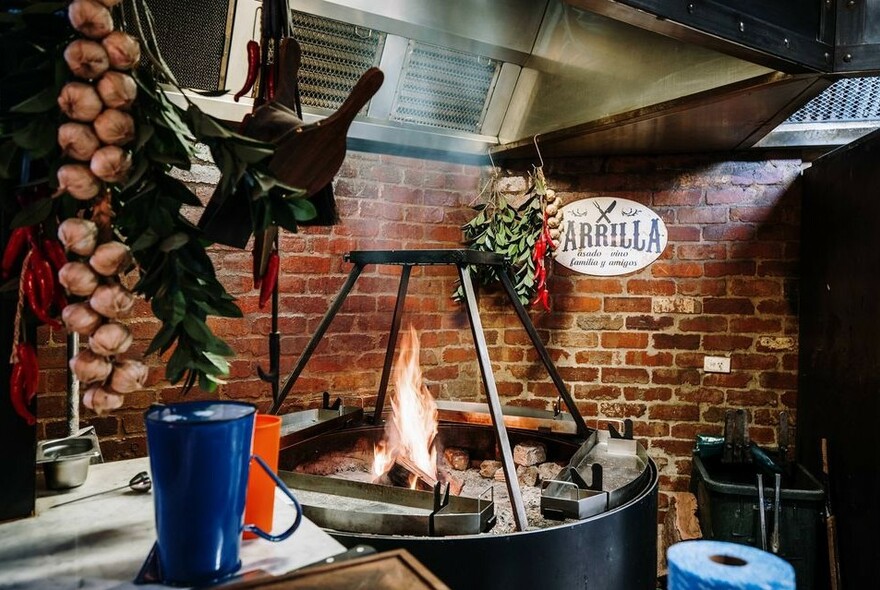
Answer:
[{"left": 182, "top": 0, "right": 835, "bottom": 161}]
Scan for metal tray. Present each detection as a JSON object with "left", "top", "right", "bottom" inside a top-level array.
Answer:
[
  {"left": 279, "top": 406, "right": 364, "bottom": 448},
  {"left": 540, "top": 430, "right": 650, "bottom": 520},
  {"left": 280, "top": 470, "right": 495, "bottom": 537},
  {"left": 36, "top": 429, "right": 101, "bottom": 464}
]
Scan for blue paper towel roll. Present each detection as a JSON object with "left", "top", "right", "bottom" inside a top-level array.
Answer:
[{"left": 668, "top": 540, "right": 796, "bottom": 590}]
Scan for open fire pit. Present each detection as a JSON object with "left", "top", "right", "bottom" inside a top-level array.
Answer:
[{"left": 270, "top": 251, "right": 659, "bottom": 589}]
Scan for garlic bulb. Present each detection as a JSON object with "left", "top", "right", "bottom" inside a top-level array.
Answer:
[
  {"left": 56, "top": 164, "right": 101, "bottom": 201},
  {"left": 61, "top": 302, "right": 104, "bottom": 336},
  {"left": 89, "top": 322, "right": 133, "bottom": 356},
  {"left": 101, "top": 31, "right": 141, "bottom": 70},
  {"left": 63, "top": 39, "right": 110, "bottom": 80},
  {"left": 90, "top": 145, "right": 132, "bottom": 183},
  {"left": 58, "top": 261, "right": 100, "bottom": 297},
  {"left": 83, "top": 384, "right": 124, "bottom": 415},
  {"left": 96, "top": 71, "right": 137, "bottom": 109},
  {"left": 68, "top": 0, "right": 114, "bottom": 40},
  {"left": 69, "top": 349, "right": 113, "bottom": 384},
  {"left": 57, "top": 82, "right": 103, "bottom": 122},
  {"left": 89, "top": 241, "right": 132, "bottom": 276},
  {"left": 89, "top": 283, "right": 135, "bottom": 318},
  {"left": 58, "top": 122, "right": 101, "bottom": 161},
  {"left": 93, "top": 108, "right": 135, "bottom": 146},
  {"left": 58, "top": 217, "right": 99, "bottom": 256},
  {"left": 109, "top": 359, "right": 148, "bottom": 393}
]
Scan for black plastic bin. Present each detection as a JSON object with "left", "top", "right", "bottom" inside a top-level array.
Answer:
[{"left": 691, "top": 454, "right": 825, "bottom": 590}]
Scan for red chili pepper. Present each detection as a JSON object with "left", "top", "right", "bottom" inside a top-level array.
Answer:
[
  {"left": 234, "top": 40, "right": 261, "bottom": 102},
  {"left": 16, "top": 342, "right": 39, "bottom": 403},
  {"left": 41, "top": 238, "right": 68, "bottom": 272},
  {"left": 9, "top": 361, "right": 36, "bottom": 426},
  {"left": 23, "top": 263, "right": 61, "bottom": 329},
  {"left": 258, "top": 251, "right": 279, "bottom": 309},
  {"left": 2, "top": 226, "right": 32, "bottom": 279}
]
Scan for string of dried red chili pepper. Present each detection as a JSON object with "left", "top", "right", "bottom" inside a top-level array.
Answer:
[{"left": 258, "top": 250, "right": 279, "bottom": 309}]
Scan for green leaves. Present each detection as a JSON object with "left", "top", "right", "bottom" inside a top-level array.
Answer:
[{"left": 454, "top": 172, "right": 546, "bottom": 305}]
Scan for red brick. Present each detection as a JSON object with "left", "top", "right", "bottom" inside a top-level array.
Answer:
[
  {"left": 651, "top": 262, "right": 703, "bottom": 278},
  {"left": 623, "top": 386, "right": 673, "bottom": 401},
  {"left": 558, "top": 366, "right": 601, "bottom": 382},
  {"left": 556, "top": 295, "right": 603, "bottom": 312},
  {"left": 726, "top": 390, "right": 778, "bottom": 406},
  {"left": 599, "top": 402, "right": 647, "bottom": 418},
  {"left": 575, "top": 350, "right": 616, "bottom": 365},
  {"left": 653, "top": 189, "right": 703, "bottom": 206},
  {"left": 703, "top": 372, "right": 754, "bottom": 388},
  {"left": 728, "top": 242, "right": 787, "bottom": 260},
  {"left": 653, "top": 368, "right": 701, "bottom": 385},
  {"left": 653, "top": 334, "right": 701, "bottom": 350},
  {"left": 756, "top": 300, "right": 794, "bottom": 315},
  {"left": 676, "top": 388, "right": 724, "bottom": 404},
  {"left": 729, "top": 206, "right": 779, "bottom": 223},
  {"left": 702, "top": 334, "right": 754, "bottom": 351},
  {"left": 729, "top": 317, "right": 782, "bottom": 333},
  {"left": 705, "top": 187, "right": 759, "bottom": 205},
  {"left": 627, "top": 279, "right": 677, "bottom": 295},
  {"left": 671, "top": 422, "right": 722, "bottom": 439},
  {"left": 677, "top": 207, "right": 728, "bottom": 224},
  {"left": 677, "top": 244, "right": 727, "bottom": 260},
  {"left": 702, "top": 224, "right": 757, "bottom": 241},
  {"left": 676, "top": 278, "right": 727, "bottom": 296},
  {"left": 703, "top": 298, "right": 755, "bottom": 314},
  {"left": 633, "top": 421, "right": 671, "bottom": 437},
  {"left": 601, "top": 332, "right": 649, "bottom": 348},
  {"left": 650, "top": 404, "right": 700, "bottom": 421},
  {"left": 730, "top": 278, "right": 782, "bottom": 297},
  {"left": 604, "top": 297, "right": 652, "bottom": 312},
  {"left": 667, "top": 226, "right": 702, "bottom": 242},
  {"left": 731, "top": 354, "right": 779, "bottom": 370},
  {"left": 568, "top": 278, "right": 625, "bottom": 294},
  {"left": 575, "top": 384, "right": 622, "bottom": 400},
  {"left": 760, "top": 372, "right": 798, "bottom": 389},
  {"left": 678, "top": 316, "right": 728, "bottom": 332},
  {"left": 626, "top": 315, "right": 675, "bottom": 330},
  {"left": 758, "top": 261, "right": 798, "bottom": 277},
  {"left": 704, "top": 261, "right": 756, "bottom": 277},
  {"left": 674, "top": 352, "right": 705, "bottom": 368},
  {"left": 602, "top": 368, "right": 650, "bottom": 384},
  {"left": 626, "top": 350, "right": 674, "bottom": 367}
]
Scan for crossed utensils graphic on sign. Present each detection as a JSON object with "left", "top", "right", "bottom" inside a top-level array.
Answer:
[{"left": 594, "top": 199, "right": 617, "bottom": 222}]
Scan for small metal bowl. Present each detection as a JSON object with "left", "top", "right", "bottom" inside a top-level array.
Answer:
[{"left": 37, "top": 435, "right": 101, "bottom": 490}]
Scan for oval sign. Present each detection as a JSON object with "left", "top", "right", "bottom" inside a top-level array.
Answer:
[{"left": 554, "top": 197, "right": 668, "bottom": 276}]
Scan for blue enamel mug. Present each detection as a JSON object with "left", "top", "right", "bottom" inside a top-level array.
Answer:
[{"left": 145, "top": 401, "right": 302, "bottom": 586}]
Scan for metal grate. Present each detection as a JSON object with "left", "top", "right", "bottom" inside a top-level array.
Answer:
[
  {"left": 390, "top": 41, "right": 499, "bottom": 133},
  {"left": 123, "top": 0, "right": 233, "bottom": 90},
  {"left": 787, "top": 77, "right": 880, "bottom": 123},
  {"left": 292, "top": 11, "right": 385, "bottom": 112}
]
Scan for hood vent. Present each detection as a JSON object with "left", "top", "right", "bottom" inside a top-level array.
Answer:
[
  {"left": 786, "top": 77, "right": 880, "bottom": 124},
  {"left": 390, "top": 42, "right": 500, "bottom": 132},
  {"left": 293, "top": 10, "right": 385, "bottom": 112}
]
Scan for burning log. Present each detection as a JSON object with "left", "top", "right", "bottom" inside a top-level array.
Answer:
[{"left": 392, "top": 456, "right": 439, "bottom": 490}]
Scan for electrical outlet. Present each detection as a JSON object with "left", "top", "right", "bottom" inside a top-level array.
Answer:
[{"left": 703, "top": 356, "right": 731, "bottom": 373}]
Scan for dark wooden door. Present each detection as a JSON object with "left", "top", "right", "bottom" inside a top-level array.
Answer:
[{"left": 799, "top": 128, "right": 880, "bottom": 588}]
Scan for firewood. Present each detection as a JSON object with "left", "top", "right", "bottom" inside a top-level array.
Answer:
[
  {"left": 513, "top": 441, "right": 547, "bottom": 467},
  {"left": 393, "top": 456, "right": 438, "bottom": 490},
  {"left": 443, "top": 447, "right": 470, "bottom": 471},
  {"left": 480, "top": 460, "right": 502, "bottom": 478}
]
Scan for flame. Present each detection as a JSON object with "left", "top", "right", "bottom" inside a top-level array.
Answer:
[{"left": 372, "top": 325, "right": 438, "bottom": 483}]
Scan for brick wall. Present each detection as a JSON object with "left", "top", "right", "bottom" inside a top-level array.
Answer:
[{"left": 33, "top": 150, "right": 802, "bottom": 511}]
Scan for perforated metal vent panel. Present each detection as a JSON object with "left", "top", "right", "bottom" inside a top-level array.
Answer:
[
  {"left": 787, "top": 77, "right": 880, "bottom": 123},
  {"left": 123, "top": 0, "right": 233, "bottom": 90},
  {"left": 292, "top": 11, "right": 385, "bottom": 112},
  {"left": 390, "top": 42, "right": 500, "bottom": 133}
]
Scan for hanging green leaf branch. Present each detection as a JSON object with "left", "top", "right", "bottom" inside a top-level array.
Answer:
[
  {"left": 453, "top": 166, "right": 563, "bottom": 308},
  {"left": 1, "top": 0, "right": 315, "bottom": 407}
]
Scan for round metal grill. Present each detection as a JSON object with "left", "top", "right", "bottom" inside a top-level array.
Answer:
[
  {"left": 391, "top": 41, "right": 499, "bottom": 132},
  {"left": 292, "top": 11, "right": 384, "bottom": 112},
  {"left": 787, "top": 77, "right": 880, "bottom": 123}
]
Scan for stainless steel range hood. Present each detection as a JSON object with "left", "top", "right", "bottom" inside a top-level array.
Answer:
[{"left": 178, "top": 0, "right": 880, "bottom": 161}]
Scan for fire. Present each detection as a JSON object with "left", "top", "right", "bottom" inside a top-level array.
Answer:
[{"left": 372, "top": 325, "right": 438, "bottom": 485}]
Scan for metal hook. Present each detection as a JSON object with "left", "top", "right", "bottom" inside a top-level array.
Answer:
[
  {"left": 252, "top": 6, "right": 262, "bottom": 40},
  {"left": 354, "top": 26, "right": 373, "bottom": 39},
  {"left": 487, "top": 149, "right": 498, "bottom": 174},
  {"left": 533, "top": 134, "right": 545, "bottom": 168}
]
